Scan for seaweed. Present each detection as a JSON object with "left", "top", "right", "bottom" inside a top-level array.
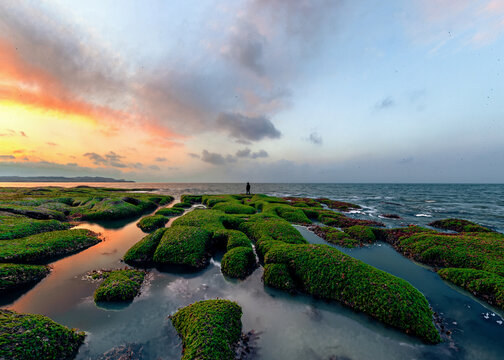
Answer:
[
  {"left": 0, "top": 309, "right": 85, "bottom": 360},
  {"left": 170, "top": 299, "right": 242, "bottom": 360}
]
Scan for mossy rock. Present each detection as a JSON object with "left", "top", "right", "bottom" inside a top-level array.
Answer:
[
  {"left": 221, "top": 246, "right": 257, "bottom": 279},
  {"left": 171, "top": 209, "right": 228, "bottom": 233},
  {"left": 136, "top": 215, "right": 168, "bottom": 233},
  {"left": 153, "top": 226, "right": 212, "bottom": 269},
  {"left": 265, "top": 244, "right": 441, "bottom": 344},
  {"left": 155, "top": 207, "right": 184, "bottom": 217},
  {"left": 0, "top": 229, "right": 101, "bottom": 264},
  {"left": 123, "top": 228, "right": 168, "bottom": 266},
  {"left": 0, "top": 309, "right": 85, "bottom": 360},
  {"left": 311, "top": 226, "right": 360, "bottom": 247},
  {"left": 173, "top": 202, "right": 192, "bottom": 209},
  {"left": 344, "top": 225, "right": 376, "bottom": 243},
  {"left": 263, "top": 263, "right": 296, "bottom": 291},
  {"left": 180, "top": 195, "right": 203, "bottom": 204},
  {"left": 429, "top": 218, "right": 492, "bottom": 233},
  {"left": 170, "top": 299, "right": 242, "bottom": 360},
  {"left": 93, "top": 269, "right": 145, "bottom": 302},
  {"left": 0, "top": 213, "right": 71, "bottom": 240},
  {"left": 438, "top": 268, "right": 504, "bottom": 309},
  {"left": 0, "top": 263, "right": 51, "bottom": 291},
  {"left": 212, "top": 202, "right": 256, "bottom": 215},
  {"left": 213, "top": 229, "right": 252, "bottom": 251},
  {"left": 316, "top": 198, "right": 361, "bottom": 211}
]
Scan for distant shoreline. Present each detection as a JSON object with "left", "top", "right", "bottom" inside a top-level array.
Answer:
[{"left": 0, "top": 176, "right": 134, "bottom": 183}]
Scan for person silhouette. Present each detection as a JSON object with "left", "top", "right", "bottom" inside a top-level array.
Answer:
[{"left": 246, "top": 182, "right": 251, "bottom": 195}]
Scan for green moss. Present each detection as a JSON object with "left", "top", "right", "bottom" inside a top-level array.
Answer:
[
  {"left": 429, "top": 218, "right": 492, "bottom": 233},
  {"left": 0, "top": 263, "right": 50, "bottom": 291},
  {"left": 438, "top": 268, "right": 504, "bottom": 309},
  {"left": 212, "top": 202, "right": 256, "bottom": 214},
  {"left": 180, "top": 194, "right": 203, "bottom": 204},
  {"left": 93, "top": 269, "right": 145, "bottom": 302},
  {"left": 345, "top": 225, "right": 376, "bottom": 243},
  {"left": 311, "top": 226, "right": 360, "bottom": 247},
  {"left": 123, "top": 228, "right": 168, "bottom": 266},
  {"left": 155, "top": 207, "right": 184, "bottom": 217},
  {"left": 0, "top": 213, "right": 71, "bottom": 240},
  {"left": 0, "top": 229, "right": 101, "bottom": 264},
  {"left": 213, "top": 229, "right": 252, "bottom": 251},
  {"left": 171, "top": 209, "right": 228, "bottom": 233},
  {"left": 173, "top": 202, "right": 192, "bottom": 209},
  {"left": 262, "top": 263, "right": 296, "bottom": 291},
  {"left": 397, "top": 232, "right": 504, "bottom": 276},
  {"left": 202, "top": 195, "right": 239, "bottom": 207},
  {"left": 153, "top": 226, "right": 212, "bottom": 269},
  {"left": 316, "top": 198, "right": 361, "bottom": 211},
  {"left": 0, "top": 309, "right": 85, "bottom": 360},
  {"left": 137, "top": 215, "right": 168, "bottom": 232},
  {"left": 283, "top": 197, "right": 323, "bottom": 208},
  {"left": 170, "top": 299, "right": 242, "bottom": 360},
  {"left": 264, "top": 244, "right": 440, "bottom": 343},
  {"left": 0, "top": 187, "right": 173, "bottom": 222},
  {"left": 221, "top": 247, "right": 257, "bottom": 279},
  {"left": 317, "top": 210, "right": 384, "bottom": 228}
]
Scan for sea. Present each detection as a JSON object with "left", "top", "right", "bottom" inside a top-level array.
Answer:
[{"left": 1, "top": 183, "right": 503, "bottom": 359}]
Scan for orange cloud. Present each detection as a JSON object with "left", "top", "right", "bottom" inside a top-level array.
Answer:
[{"left": 0, "top": 39, "right": 181, "bottom": 142}]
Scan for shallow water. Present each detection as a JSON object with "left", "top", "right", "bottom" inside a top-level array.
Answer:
[{"left": 2, "top": 183, "right": 504, "bottom": 359}]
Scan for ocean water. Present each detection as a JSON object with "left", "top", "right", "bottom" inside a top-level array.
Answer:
[{"left": 1, "top": 183, "right": 503, "bottom": 359}]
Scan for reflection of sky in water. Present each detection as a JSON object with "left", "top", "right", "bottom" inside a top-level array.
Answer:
[{"left": 1, "top": 183, "right": 504, "bottom": 359}]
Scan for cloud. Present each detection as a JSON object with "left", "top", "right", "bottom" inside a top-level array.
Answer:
[
  {"left": 155, "top": 157, "right": 167, "bottom": 162},
  {"left": 236, "top": 148, "right": 269, "bottom": 159},
  {"left": 0, "top": 129, "right": 27, "bottom": 137},
  {"left": 83, "top": 151, "right": 127, "bottom": 168},
  {"left": 188, "top": 153, "right": 200, "bottom": 159},
  {"left": 0, "top": 0, "right": 344, "bottom": 147},
  {"left": 201, "top": 150, "right": 227, "bottom": 165},
  {"left": 236, "top": 148, "right": 251, "bottom": 158},
  {"left": 149, "top": 165, "right": 160, "bottom": 170},
  {"left": 0, "top": 155, "right": 15, "bottom": 160},
  {"left": 375, "top": 97, "right": 394, "bottom": 110},
  {"left": 308, "top": 132, "right": 322, "bottom": 145},
  {"left": 251, "top": 150, "right": 268, "bottom": 159},
  {"left": 46, "top": 142, "right": 58, "bottom": 146},
  {"left": 216, "top": 112, "right": 281, "bottom": 141}
]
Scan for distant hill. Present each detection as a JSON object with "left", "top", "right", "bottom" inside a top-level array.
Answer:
[{"left": 0, "top": 176, "right": 134, "bottom": 183}]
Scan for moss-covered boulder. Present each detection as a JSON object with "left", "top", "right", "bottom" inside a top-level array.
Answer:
[
  {"left": 0, "top": 263, "right": 51, "bottom": 291},
  {"left": 221, "top": 247, "right": 257, "bottom": 279},
  {"left": 345, "top": 225, "right": 376, "bottom": 243},
  {"left": 263, "top": 263, "right": 296, "bottom": 291},
  {"left": 429, "top": 218, "right": 492, "bottom": 233},
  {"left": 93, "top": 269, "right": 146, "bottom": 302},
  {"left": 173, "top": 202, "right": 192, "bottom": 209},
  {"left": 180, "top": 194, "right": 203, "bottom": 204},
  {"left": 123, "top": 228, "right": 168, "bottom": 266},
  {"left": 153, "top": 226, "right": 212, "bottom": 269},
  {"left": 170, "top": 299, "right": 242, "bottom": 360},
  {"left": 155, "top": 207, "right": 185, "bottom": 217},
  {"left": 315, "top": 198, "right": 361, "bottom": 211},
  {"left": 0, "top": 309, "right": 85, "bottom": 360},
  {"left": 264, "top": 244, "right": 441, "bottom": 343},
  {"left": 136, "top": 215, "right": 168, "bottom": 233},
  {"left": 310, "top": 226, "right": 360, "bottom": 247},
  {"left": 438, "top": 268, "right": 504, "bottom": 309},
  {"left": 0, "top": 229, "right": 101, "bottom": 264},
  {"left": 0, "top": 213, "right": 71, "bottom": 240},
  {"left": 212, "top": 202, "right": 256, "bottom": 214}
]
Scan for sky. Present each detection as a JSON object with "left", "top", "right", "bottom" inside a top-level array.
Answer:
[{"left": 0, "top": 0, "right": 503, "bottom": 183}]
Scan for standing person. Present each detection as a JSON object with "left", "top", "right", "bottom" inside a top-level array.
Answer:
[{"left": 246, "top": 182, "right": 251, "bottom": 195}]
